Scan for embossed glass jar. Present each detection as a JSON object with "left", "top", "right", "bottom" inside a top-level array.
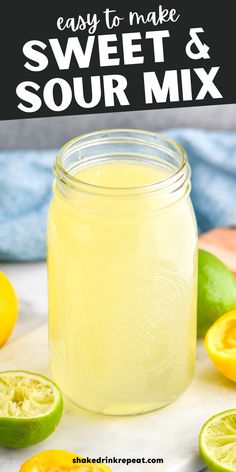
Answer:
[{"left": 47, "top": 130, "right": 198, "bottom": 416}]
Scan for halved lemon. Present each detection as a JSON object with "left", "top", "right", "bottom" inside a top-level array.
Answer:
[
  {"left": 205, "top": 309, "right": 236, "bottom": 382},
  {"left": 20, "top": 450, "right": 112, "bottom": 471}
]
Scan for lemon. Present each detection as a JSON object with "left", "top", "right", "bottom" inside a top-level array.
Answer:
[
  {"left": 20, "top": 450, "right": 113, "bottom": 471},
  {"left": 0, "top": 371, "right": 63, "bottom": 448},
  {"left": 199, "top": 409, "right": 236, "bottom": 472},
  {"left": 197, "top": 250, "right": 236, "bottom": 338},
  {"left": 0, "top": 271, "right": 18, "bottom": 346},
  {"left": 204, "top": 310, "right": 236, "bottom": 382}
]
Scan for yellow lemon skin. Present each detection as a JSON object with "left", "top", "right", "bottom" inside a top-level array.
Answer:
[
  {"left": 205, "top": 309, "right": 236, "bottom": 382},
  {"left": 0, "top": 271, "right": 18, "bottom": 346},
  {"left": 20, "top": 450, "right": 113, "bottom": 471}
]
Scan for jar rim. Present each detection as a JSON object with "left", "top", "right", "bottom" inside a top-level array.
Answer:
[{"left": 54, "top": 129, "right": 190, "bottom": 197}]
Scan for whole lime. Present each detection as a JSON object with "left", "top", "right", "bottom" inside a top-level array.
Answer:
[{"left": 198, "top": 249, "right": 236, "bottom": 338}]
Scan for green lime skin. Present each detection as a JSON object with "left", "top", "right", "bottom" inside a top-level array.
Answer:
[
  {"left": 0, "top": 371, "right": 63, "bottom": 448},
  {"left": 199, "top": 409, "right": 236, "bottom": 472},
  {"left": 197, "top": 249, "right": 236, "bottom": 338}
]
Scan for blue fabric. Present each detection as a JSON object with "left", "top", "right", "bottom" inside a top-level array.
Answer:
[
  {"left": 0, "top": 150, "right": 55, "bottom": 261},
  {"left": 167, "top": 129, "right": 236, "bottom": 233},
  {"left": 0, "top": 129, "right": 236, "bottom": 261}
]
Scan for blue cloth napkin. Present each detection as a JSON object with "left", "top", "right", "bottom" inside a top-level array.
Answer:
[
  {"left": 0, "top": 150, "right": 55, "bottom": 261},
  {"left": 1, "top": 129, "right": 236, "bottom": 261}
]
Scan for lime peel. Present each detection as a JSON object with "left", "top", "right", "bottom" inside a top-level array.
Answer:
[
  {"left": 0, "top": 370, "right": 63, "bottom": 448},
  {"left": 197, "top": 249, "right": 236, "bottom": 339},
  {"left": 200, "top": 409, "right": 236, "bottom": 472}
]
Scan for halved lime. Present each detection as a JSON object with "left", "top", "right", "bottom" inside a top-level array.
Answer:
[
  {"left": 0, "top": 370, "right": 63, "bottom": 448},
  {"left": 199, "top": 409, "right": 236, "bottom": 472}
]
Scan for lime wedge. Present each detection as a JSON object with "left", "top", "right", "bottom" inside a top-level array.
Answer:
[
  {"left": 0, "top": 370, "right": 63, "bottom": 448},
  {"left": 199, "top": 409, "right": 236, "bottom": 472}
]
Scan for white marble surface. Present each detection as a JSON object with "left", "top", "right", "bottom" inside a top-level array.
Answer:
[{"left": 0, "top": 262, "right": 224, "bottom": 472}]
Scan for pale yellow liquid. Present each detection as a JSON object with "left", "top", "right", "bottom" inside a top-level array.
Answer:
[{"left": 48, "top": 160, "right": 197, "bottom": 415}]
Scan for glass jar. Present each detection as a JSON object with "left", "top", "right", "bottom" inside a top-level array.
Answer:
[{"left": 47, "top": 129, "right": 198, "bottom": 416}]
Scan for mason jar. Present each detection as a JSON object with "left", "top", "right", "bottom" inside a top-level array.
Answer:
[{"left": 47, "top": 129, "right": 198, "bottom": 416}]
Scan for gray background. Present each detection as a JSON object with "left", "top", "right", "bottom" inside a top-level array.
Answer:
[{"left": 0, "top": 104, "right": 235, "bottom": 149}]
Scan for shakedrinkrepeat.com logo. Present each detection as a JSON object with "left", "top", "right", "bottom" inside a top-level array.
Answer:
[{"left": 72, "top": 456, "right": 164, "bottom": 466}]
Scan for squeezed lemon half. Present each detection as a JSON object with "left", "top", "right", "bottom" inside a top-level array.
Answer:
[
  {"left": 205, "top": 309, "right": 236, "bottom": 382},
  {"left": 20, "top": 450, "right": 113, "bottom": 471}
]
